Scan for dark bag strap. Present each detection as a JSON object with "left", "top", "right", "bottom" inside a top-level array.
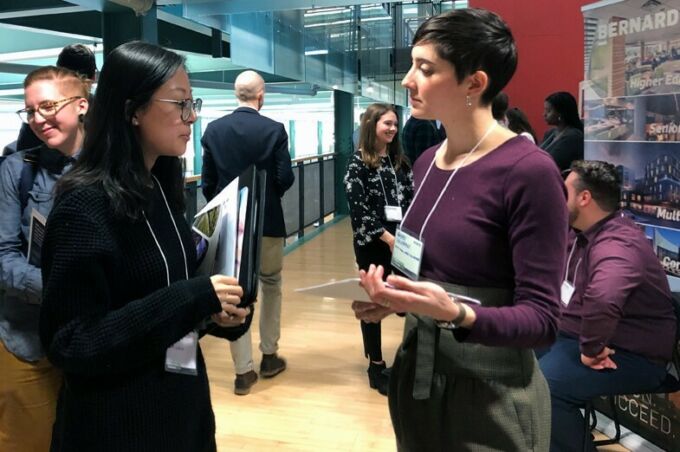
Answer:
[
  {"left": 19, "top": 146, "right": 41, "bottom": 213},
  {"left": 17, "top": 147, "right": 41, "bottom": 255}
]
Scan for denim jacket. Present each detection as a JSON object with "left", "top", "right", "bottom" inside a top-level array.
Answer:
[{"left": 0, "top": 147, "right": 73, "bottom": 361}]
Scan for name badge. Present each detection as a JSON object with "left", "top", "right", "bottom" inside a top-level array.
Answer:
[
  {"left": 384, "top": 205, "right": 403, "bottom": 222},
  {"left": 165, "top": 331, "right": 198, "bottom": 376},
  {"left": 561, "top": 281, "right": 575, "bottom": 306},
  {"left": 391, "top": 227, "right": 424, "bottom": 280}
]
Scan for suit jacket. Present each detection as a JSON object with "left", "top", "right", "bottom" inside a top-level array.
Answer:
[
  {"left": 201, "top": 107, "right": 294, "bottom": 237},
  {"left": 540, "top": 127, "right": 584, "bottom": 172},
  {"left": 402, "top": 117, "right": 446, "bottom": 164}
]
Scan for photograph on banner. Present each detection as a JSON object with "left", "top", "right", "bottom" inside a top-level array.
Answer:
[
  {"left": 584, "top": 93, "right": 680, "bottom": 142},
  {"left": 583, "top": 2, "right": 680, "bottom": 450},
  {"left": 624, "top": 39, "right": 680, "bottom": 97},
  {"left": 585, "top": 141, "right": 680, "bottom": 228},
  {"left": 583, "top": 97, "right": 634, "bottom": 141},
  {"left": 641, "top": 223, "right": 680, "bottom": 279},
  {"left": 583, "top": 1, "right": 680, "bottom": 100}
]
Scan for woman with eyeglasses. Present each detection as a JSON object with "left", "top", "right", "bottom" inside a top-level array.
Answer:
[
  {"left": 0, "top": 66, "right": 89, "bottom": 451},
  {"left": 38, "top": 41, "right": 250, "bottom": 452}
]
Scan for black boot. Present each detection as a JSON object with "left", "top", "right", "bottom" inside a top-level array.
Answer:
[{"left": 367, "top": 361, "right": 389, "bottom": 396}]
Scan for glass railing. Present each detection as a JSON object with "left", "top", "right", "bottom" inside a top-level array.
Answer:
[{"left": 183, "top": 152, "right": 337, "bottom": 239}]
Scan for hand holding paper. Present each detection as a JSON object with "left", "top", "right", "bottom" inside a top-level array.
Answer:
[
  {"left": 358, "top": 264, "right": 478, "bottom": 327},
  {"left": 212, "top": 306, "right": 251, "bottom": 326},
  {"left": 209, "top": 275, "right": 250, "bottom": 324}
]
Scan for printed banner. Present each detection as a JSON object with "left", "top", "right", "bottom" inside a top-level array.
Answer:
[{"left": 584, "top": 1, "right": 680, "bottom": 450}]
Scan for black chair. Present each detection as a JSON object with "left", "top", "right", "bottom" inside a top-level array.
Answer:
[
  {"left": 583, "top": 292, "right": 680, "bottom": 450},
  {"left": 584, "top": 374, "right": 680, "bottom": 450}
]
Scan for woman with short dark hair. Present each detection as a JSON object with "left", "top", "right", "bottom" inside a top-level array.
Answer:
[
  {"left": 353, "top": 9, "right": 568, "bottom": 451},
  {"left": 40, "top": 41, "right": 250, "bottom": 452}
]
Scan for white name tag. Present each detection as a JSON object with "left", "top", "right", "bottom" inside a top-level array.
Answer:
[
  {"left": 561, "top": 281, "right": 575, "bottom": 306},
  {"left": 391, "top": 228, "right": 424, "bottom": 280},
  {"left": 165, "top": 331, "right": 198, "bottom": 375},
  {"left": 384, "top": 205, "right": 403, "bottom": 222}
]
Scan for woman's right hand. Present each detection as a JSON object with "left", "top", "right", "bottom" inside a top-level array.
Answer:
[
  {"left": 380, "top": 230, "right": 395, "bottom": 252},
  {"left": 210, "top": 275, "right": 249, "bottom": 323},
  {"left": 352, "top": 300, "right": 393, "bottom": 323}
]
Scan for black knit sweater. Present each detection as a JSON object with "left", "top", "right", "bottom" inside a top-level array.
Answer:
[{"left": 40, "top": 183, "right": 251, "bottom": 452}]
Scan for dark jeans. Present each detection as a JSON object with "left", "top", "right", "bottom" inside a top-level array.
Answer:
[
  {"left": 354, "top": 240, "right": 392, "bottom": 362},
  {"left": 538, "top": 334, "right": 666, "bottom": 452}
]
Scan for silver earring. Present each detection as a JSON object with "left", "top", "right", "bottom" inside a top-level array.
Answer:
[
  {"left": 466, "top": 95, "right": 472, "bottom": 107},
  {"left": 132, "top": 118, "right": 139, "bottom": 126}
]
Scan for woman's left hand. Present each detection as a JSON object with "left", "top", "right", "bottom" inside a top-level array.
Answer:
[
  {"left": 211, "top": 305, "right": 251, "bottom": 327},
  {"left": 359, "top": 264, "right": 465, "bottom": 322}
]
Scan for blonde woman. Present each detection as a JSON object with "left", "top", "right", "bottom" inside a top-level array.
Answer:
[{"left": 0, "top": 66, "right": 89, "bottom": 451}]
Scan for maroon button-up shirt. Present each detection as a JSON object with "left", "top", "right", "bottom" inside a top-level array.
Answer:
[{"left": 560, "top": 213, "right": 676, "bottom": 362}]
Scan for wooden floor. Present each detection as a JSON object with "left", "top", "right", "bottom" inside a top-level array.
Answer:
[{"left": 201, "top": 217, "right": 628, "bottom": 451}]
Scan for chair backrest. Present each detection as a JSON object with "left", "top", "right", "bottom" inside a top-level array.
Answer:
[{"left": 667, "top": 292, "right": 680, "bottom": 383}]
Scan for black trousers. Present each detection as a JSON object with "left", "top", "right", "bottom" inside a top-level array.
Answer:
[{"left": 354, "top": 240, "right": 392, "bottom": 362}]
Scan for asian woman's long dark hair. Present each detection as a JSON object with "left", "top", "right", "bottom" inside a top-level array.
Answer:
[{"left": 57, "top": 41, "right": 186, "bottom": 220}]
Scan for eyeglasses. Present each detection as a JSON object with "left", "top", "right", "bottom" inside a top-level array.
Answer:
[
  {"left": 154, "top": 98, "right": 202, "bottom": 122},
  {"left": 16, "top": 97, "right": 82, "bottom": 123}
]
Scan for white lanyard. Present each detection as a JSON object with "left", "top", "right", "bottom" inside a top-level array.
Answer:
[
  {"left": 401, "top": 121, "right": 497, "bottom": 240},
  {"left": 145, "top": 175, "right": 198, "bottom": 376},
  {"left": 377, "top": 154, "right": 401, "bottom": 208},
  {"left": 143, "top": 175, "right": 189, "bottom": 286},
  {"left": 564, "top": 239, "right": 583, "bottom": 284}
]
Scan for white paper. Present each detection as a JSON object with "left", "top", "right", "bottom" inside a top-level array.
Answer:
[
  {"left": 561, "top": 280, "right": 575, "bottom": 306},
  {"left": 296, "top": 278, "right": 482, "bottom": 306},
  {"left": 391, "top": 228, "right": 424, "bottom": 280},
  {"left": 165, "top": 331, "right": 198, "bottom": 375},
  {"left": 296, "top": 278, "right": 371, "bottom": 302},
  {"left": 193, "top": 178, "right": 240, "bottom": 277},
  {"left": 384, "top": 205, "right": 403, "bottom": 222}
]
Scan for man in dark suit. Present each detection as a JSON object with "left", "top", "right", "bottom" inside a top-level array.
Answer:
[
  {"left": 201, "top": 70, "right": 294, "bottom": 395},
  {"left": 401, "top": 116, "right": 446, "bottom": 164}
]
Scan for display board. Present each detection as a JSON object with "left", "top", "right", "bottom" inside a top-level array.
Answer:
[{"left": 582, "top": 1, "right": 680, "bottom": 449}]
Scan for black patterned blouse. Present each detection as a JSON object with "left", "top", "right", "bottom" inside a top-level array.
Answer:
[{"left": 344, "top": 151, "right": 414, "bottom": 246}]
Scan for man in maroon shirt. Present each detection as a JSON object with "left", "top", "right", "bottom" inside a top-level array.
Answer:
[{"left": 538, "top": 160, "right": 676, "bottom": 452}]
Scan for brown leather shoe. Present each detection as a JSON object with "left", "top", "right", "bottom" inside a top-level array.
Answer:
[
  {"left": 260, "top": 353, "right": 287, "bottom": 378},
  {"left": 234, "top": 370, "right": 258, "bottom": 395}
]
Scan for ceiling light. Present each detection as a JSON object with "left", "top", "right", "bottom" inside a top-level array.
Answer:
[{"left": 641, "top": 0, "right": 662, "bottom": 11}]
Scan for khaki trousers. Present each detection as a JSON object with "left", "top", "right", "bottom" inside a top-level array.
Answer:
[
  {"left": 231, "top": 236, "right": 284, "bottom": 374},
  {"left": 0, "top": 340, "right": 61, "bottom": 452}
]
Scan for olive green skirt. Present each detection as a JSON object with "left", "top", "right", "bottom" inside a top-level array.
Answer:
[{"left": 388, "top": 284, "right": 550, "bottom": 452}]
